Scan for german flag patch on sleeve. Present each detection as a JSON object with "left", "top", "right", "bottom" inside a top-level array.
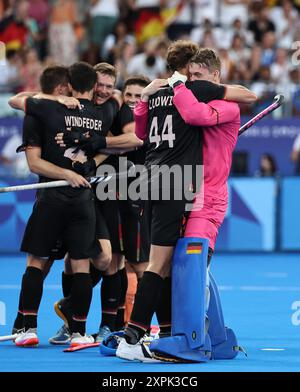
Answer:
[{"left": 186, "top": 242, "right": 202, "bottom": 254}]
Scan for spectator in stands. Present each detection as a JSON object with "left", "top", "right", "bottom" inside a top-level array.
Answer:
[
  {"left": 270, "top": 0, "right": 298, "bottom": 49},
  {"left": 127, "top": 38, "right": 166, "bottom": 79},
  {"left": 291, "top": 135, "right": 300, "bottom": 174},
  {"left": 0, "top": 133, "right": 30, "bottom": 178},
  {"left": 48, "top": 0, "right": 79, "bottom": 66},
  {"left": 0, "top": 0, "right": 29, "bottom": 51},
  {"left": 191, "top": 18, "right": 225, "bottom": 47},
  {"left": 0, "top": 49, "right": 21, "bottom": 92},
  {"left": 259, "top": 31, "right": 276, "bottom": 67},
  {"left": 27, "top": 0, "right": 50, "bottom": 59},
  {"left": 248, "top": 4, "right": 275, "bottom": 43},
  {"left": 251, "top": 65, "right": 276, "bottom": 104},
  {"left": 166, "top": 0, "right": 194, "bottom": 40},
  {"left": 257, "top": 153, "right": 278, "bottom": 177},
  {"left": 227, "top": 18, "right": 254, "bottom": 47},
  {"left": 88, "top": 0, "right": 119, "bottom": 64},
  {"left": 0, "top": 0, "right": 14, "bottom": 20},
  {"left": 228, "top": 33, "right": 251, "bottom": 65},
  {"left": 220, "top": 0, "right": 250, "bottom": 28},
  {"left": 193, "top": 0, "right": 218, "bottom": 26},
  {"left": 114, "top": 40, "right": 137, "bottom": 88},
  {"left": 102, "top": 20, "right": 135, "bottom": 64},
  {"left": 20, "top": 48, "right": 43, "bottom": 91}
]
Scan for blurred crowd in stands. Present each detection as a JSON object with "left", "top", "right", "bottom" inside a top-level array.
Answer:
[{"left": 0, "top": 0, "right": 300, "bottom": 117}]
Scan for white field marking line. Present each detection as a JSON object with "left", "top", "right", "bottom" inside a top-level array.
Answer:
[
  {"left": 260, "top": 348, "right": 285, "bottom": 351},
  {"left": 260, "top": 272, "right": 288, "bottom": 278}
]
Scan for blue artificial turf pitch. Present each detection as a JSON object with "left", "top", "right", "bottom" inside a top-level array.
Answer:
[{"left": 0, "top": 253, "right": 300, "bottom": 372}]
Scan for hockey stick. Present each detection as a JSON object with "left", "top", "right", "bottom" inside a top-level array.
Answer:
[
  {"left": 0, "top": 161, "right": 136, "bottom": 194},
  {"left": 63, "top": 342, "right": 100, "bottom": 352},
  {"left": 238, "top": 94, "right": 284, "bottom": 136},
  {"left": 0, "top": 333, "right": 18, "bottom": 342}
]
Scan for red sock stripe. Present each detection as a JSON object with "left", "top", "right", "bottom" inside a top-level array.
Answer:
[
  {"left": 102, "top": 310, "right": 118, "bottom": 315},
  {"left": 72, "top": 315, "right": 87, "bottom": 322},
  {"left": 23, "top": 310, "right": 37, "bottom": 316},
  {"left": 128, "top": 321, "right": 148, "bottom": 331},
  {"left": 159, "top": 323, "right": 171, "bottom": 328}
]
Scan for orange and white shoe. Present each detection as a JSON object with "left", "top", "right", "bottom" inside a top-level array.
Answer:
[
  {"left": 70, "top": 333, "right": 94, "bottom": 347},
  {"left": 15, "top": 328, "right": 39, "bottom": 347}
]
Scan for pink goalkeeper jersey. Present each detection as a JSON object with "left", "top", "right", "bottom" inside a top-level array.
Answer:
[{"left": 172, "top": 84, "right": 240, "bottom": 249}]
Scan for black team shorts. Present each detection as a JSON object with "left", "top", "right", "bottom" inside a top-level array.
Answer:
[
  {"left": 21, "top": 199, "right": 100, "bottom": 260},
  {"left": 143, "top": 199, "right": 190, "bottom": 247}
]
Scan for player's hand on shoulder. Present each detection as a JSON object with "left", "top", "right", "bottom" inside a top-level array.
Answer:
[
  {"left": 58, "top": 96, "right": 81, "bottom": 109},
  {"left": 168, "top": 71, "right": 187, "bottom": 88},
  {"left": 141, "top": 79, "right": 168, "bottom": 101},
  {"left": 64, "top": 169, "right": 91, "bottom": 188}
]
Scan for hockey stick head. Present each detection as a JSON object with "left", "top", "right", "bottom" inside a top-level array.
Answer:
[
  {"left": 238, "top": 94, "right": 285, "bottom": 136},
  {"left": 274, "top": 94, "right": 285, "bottom": 106}
]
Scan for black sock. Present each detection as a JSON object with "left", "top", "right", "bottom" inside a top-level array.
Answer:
[
  {"left": 100, "top": 272, "right": 121, "bottom": 331},
  {"left": 70, "top": 273, "right": 92, "bottom": 335},
  {"left": 156, "top": 277, "right": 172, "bottom": 335},
  {"left": 22, "top": 267, "right": 44, "bottom": 330},
  {"left": 126, "top": 271, "right": 163, "bottom": 344},
  {"left": 90, "top": 262, "right": 103, "bottom": 287},
  {"left": 62, "top": 272, "right": 73, "bottom": 298},
  {"left": 13, "top": 279, "right": 24, "bottom": 331},
  {"left": 115, "top": 268, "right": 128, "bottom": 330}
]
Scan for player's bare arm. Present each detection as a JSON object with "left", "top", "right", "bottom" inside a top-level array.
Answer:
[
  {"left": 34, "top": 94, "right": 81, "bottom": 109},
  {"left": 25, "top": 147, "right": 90, "bottom": 188},
  {"left": 8, "top": 92, "right": 38, "bottom": 110},
  {"left": 223, "top": 85, "right": 257, "bottom": 103},
  {"left": 140, "top": 79, "right": 168, "bottom": 102}
]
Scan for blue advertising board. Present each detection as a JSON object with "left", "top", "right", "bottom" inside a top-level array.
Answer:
[
  {"left": 281, "top": 177, "right": 300, "bottom": 250},
  {"left": 236, "top": 117, "right": 300, "bottom": 176},
  {"left": 216, "top": 178, "right": 277, "bottom": 251}
]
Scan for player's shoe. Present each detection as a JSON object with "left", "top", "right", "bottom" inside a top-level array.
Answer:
[
  {"left": 116, "top": 335, "right": 160, "bottom": 363},
  {"left": 54, "top": 298, "right": 72, "bottom": 328},
  {"left": 11, "top": 327, "right": 25, "bottom": 341},
  {"left": 15, "top": 328, "right": 39, "bottom": 347},
  {"left": 49, "top": 325, "right": 71, "bottom": 345},
  {"left": 70, "top": 333, "right": 94, "bottom": 347},
  {"left": 94, "top": 325, "right": 111, "bottom": 343}
]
